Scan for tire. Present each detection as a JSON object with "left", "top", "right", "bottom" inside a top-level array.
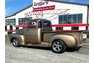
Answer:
[
  {"left": 12, "top": 39, "right": 20, "bottom": 47},
  {"left": 8, "top": 32, "right": 12, "bottom": 34},
  {"left": 51, "top": 40, "right": 66, "bottom": 53}
]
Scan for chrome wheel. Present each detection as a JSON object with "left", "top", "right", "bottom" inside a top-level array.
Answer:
[
  {"left": 12, "top": 39, "right": 19, "bottom": 47},
  {"left": 52, "top": 41, "right": 62, "bottom": 52},
  {"left": 51, "top": 40, "right": 66, "bottom": 53}
]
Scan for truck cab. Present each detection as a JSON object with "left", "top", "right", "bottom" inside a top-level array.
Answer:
[
  {"left": 28, "top": 19, "right": 52, "bottom": 31},
  {"left": 9, "top": 19, "right": 83, "bottom": 53}
]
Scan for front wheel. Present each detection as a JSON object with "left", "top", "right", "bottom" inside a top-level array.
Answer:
[
  {"left": 12, "top": 39, "right": 20, "bottom": 47},
  {"left": 51, "top": 40, "right": 66, "bottom": 53}
]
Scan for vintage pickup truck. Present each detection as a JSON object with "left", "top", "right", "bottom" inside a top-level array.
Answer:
[{"left": 9, "top": 19, "right": 83, "bottom": 53}]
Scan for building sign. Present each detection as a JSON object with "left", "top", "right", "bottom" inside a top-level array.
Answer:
[
  {"left": 34, "top": 1, "right": 48, "bottom": 6},
  {"left": 33, "top": 0, "right": 48, "bottom": 7},
  {"left": 33, "top": 5, "right": 55, "bottom": 11}
]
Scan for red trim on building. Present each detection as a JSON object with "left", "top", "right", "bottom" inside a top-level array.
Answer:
[
  {"left": 18, "top": 24, "right": 89, "bottom": 28},
  {"left": 33, "top": 5, "right": 55, "bottom": 11},
  {"left": 53, "top": 30, "right": 89, "bottom": 32},
  {"left": 52, "top": 24, "right": 89, "bottom": 27}
]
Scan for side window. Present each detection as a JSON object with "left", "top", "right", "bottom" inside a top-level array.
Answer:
[
  {"left": 6, "top": 19, "right": 16, "bottom": 25},
  {"left": 43, "top": 21, "right": 51, "bottom": 27},
  {"left": 28, "top": 21, "right": 37, "bottom": 28},
  {"left": 38, "top": 20, "right": 51, "bottom": 28},
  {"left": 19, "top": 18, "right": 29, "bottom": 25},
  {"left": 38, "top": 21, "right": 42, "bottom": 28},
  {"left": 59, "top": 14, "right": 82, "bottom": 24}
]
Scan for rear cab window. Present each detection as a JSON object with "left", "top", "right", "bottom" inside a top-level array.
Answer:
[{"left": 38, "top": 20, "right": 51, "bottom": 28}]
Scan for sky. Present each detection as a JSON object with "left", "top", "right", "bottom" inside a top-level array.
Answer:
[{"left": 5, "top": 0, "right": 89, "bottom": 16}]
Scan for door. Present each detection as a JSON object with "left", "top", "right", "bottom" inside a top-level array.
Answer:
[{"left": 24, "top": 28, "right": 41, "bottom": 44}]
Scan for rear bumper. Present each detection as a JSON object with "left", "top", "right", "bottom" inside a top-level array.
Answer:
[
  {"left": 76, "top": 39, "right": 84, "bottom": 47},
  {"left": 77, "top": 43, "right": 83, "bottom": 47}
]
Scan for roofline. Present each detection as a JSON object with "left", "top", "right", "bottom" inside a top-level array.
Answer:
[
  {"left": 5, "top": 14, "right": 16, "bottom": 18},
  {"left": 5, "top": 4, "right": 32, "bottom": 18},
  {"left": 6, "top": 1, "right": 89, "bottom": 18},
  {"left": 48, "top": 0, "right": 89, "bottom": 6}
]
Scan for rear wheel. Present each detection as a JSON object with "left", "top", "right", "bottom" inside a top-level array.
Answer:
[
  {"left": 51, "top": 40, "right": 66, "bottom": 53},
  {"left": 12, "top": 39, "right": 20, "bottom": 47}
]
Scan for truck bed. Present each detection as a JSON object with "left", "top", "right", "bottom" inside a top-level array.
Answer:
[{"left": 42, "top": 30, "right": 83, "bottom": 43}]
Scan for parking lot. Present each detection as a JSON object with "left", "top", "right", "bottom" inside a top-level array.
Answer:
[{"left": 5, "top": 35, "right": 89, "bottom": 63}]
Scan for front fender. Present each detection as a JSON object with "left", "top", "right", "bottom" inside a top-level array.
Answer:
[
  {"left": 9, "top": 34, "right": 25, "bottom": 45},
  {"left": 49, "top": 34, "right": 77, "bottom": 47}
]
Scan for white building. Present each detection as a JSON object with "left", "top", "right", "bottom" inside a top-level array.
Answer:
[
  {"left": 5, "top": 0, "right": 89, "bottom": 38},
  {"left": 5, "top": 0, "right": 89, "bottom": 26}
]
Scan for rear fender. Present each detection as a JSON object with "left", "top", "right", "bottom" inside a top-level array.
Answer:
[{"left": 49, "top": 34, "right": 77, "bottom": 47}]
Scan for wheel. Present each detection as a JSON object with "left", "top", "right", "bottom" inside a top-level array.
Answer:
[
  {"left": 12, "top": 39, "right": 20, "bottom": 47},
  {"left": 51, "top": 40, "right": 66, "bottom": 53}
]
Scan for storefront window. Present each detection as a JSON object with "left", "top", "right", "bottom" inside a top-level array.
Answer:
[
  {"left": 19, "top": 18, "right": 32, "bottom": 25},
  {"left": 6, "top": 19, "right": 16, "bottom": 25},
  {"left": 59, "top": 14, "right": 82, "bottom": 24}
]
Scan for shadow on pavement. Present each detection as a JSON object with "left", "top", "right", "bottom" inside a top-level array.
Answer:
[
  {"left": 23, "top": 46, "right": 51, "bottom": 50},
  {"left": 66, "top": 46, "right": 82, "bottom": 52},
  {"left": 22, "top": 45, "right": 82, "bottom": 52}
]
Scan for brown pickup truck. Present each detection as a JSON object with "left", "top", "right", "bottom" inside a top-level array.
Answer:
[{"left": 9, "top": 19, "right": 83, "bottom": 53}]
